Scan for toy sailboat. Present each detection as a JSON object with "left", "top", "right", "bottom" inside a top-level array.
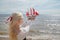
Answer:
[{"left": 26, "top": 8, "right": 39, "bottom": 20}]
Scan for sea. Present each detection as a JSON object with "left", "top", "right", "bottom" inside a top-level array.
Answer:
[{"left": 0, "top": 14, "right": 60, "bottom": 40}]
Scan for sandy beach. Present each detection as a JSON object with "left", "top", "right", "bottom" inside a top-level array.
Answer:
[
  {"left": 0, "top": 30, "right": 60, "bottom": 40},
  {"left": 0, "top": 34, "right": 60, "bottom": 40}
]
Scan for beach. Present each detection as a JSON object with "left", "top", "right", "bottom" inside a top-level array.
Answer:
[
  {"left": 0, "top": 31, "right": 60, "bottom": 40},
  {"left": 0, "top": 14, "right": 60, "bottom": 40}
]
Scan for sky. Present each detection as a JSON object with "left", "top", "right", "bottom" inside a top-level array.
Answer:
[{"left": 0, "top": 0, "right": 60, "bottom": 14}]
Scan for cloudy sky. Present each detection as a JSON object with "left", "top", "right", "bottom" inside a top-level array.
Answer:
[{"left": 0, "top": 0, "right": 60, "bottom": 14}]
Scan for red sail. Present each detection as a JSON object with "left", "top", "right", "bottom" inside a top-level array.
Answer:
[
  {"left": 35, "top": 10, "right": 39, "bottom": 16},
  {"left": 33, "top": 8, "right": 35, "bottom": 15},
  {"left": 33, "top": 8, "right": 39, "bottom": 16},
  {"left": 26, "top": 12, "right": 29, "bottom": 16},
  {"left": 26, "top": 8, "right": 39, "bottom": 17}
]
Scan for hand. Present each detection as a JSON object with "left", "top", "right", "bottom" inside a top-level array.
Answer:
[{"left": 27, "top": 15, "right": 36, "bottom": 21}]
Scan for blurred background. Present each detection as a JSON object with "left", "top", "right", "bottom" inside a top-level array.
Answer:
[{"left": 0, "top": 0, "right": 60, "bottom": 40}]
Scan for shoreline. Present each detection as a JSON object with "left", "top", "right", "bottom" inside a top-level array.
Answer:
[{"left": 0, "top": 34, "right": 60, "bottom": 40}]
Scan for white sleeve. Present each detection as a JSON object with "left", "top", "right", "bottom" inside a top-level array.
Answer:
[
  {"left": 20, "top": 25, "right": 30, "bottom": 33},
  {"left": 20, "top": 20, "right": 32, "bottom": 33}
]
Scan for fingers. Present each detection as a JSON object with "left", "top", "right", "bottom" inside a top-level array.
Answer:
[{"left": 27, "top": 15, "right": 36, "bottom": 21}]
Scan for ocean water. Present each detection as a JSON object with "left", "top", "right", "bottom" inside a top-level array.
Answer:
[{"left": 0, "top": 14, "right": 60, "bottom": 40}]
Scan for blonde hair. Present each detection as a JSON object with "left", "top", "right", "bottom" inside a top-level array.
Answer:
[{"left": 9, "top": 12, "right": 23, "bottom": 40}]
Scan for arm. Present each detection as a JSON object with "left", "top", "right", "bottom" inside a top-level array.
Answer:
[
  {"left": 20, "top": 25, "right": 30, "bottom": 33},
  {"left": 20, "top": 14, "right": 36, "bottom": 33},
  {"left": 23, "top": 15, "right": 36, "bottom": 26}
]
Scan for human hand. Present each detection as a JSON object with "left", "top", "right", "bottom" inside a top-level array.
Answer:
[{"left": 27, "top": 15, "right": 36, "bottom": 21}]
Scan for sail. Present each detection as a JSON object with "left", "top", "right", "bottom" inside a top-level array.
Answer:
[{"left": 26, "top": 8, "right": 39, "bottom": 17}]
